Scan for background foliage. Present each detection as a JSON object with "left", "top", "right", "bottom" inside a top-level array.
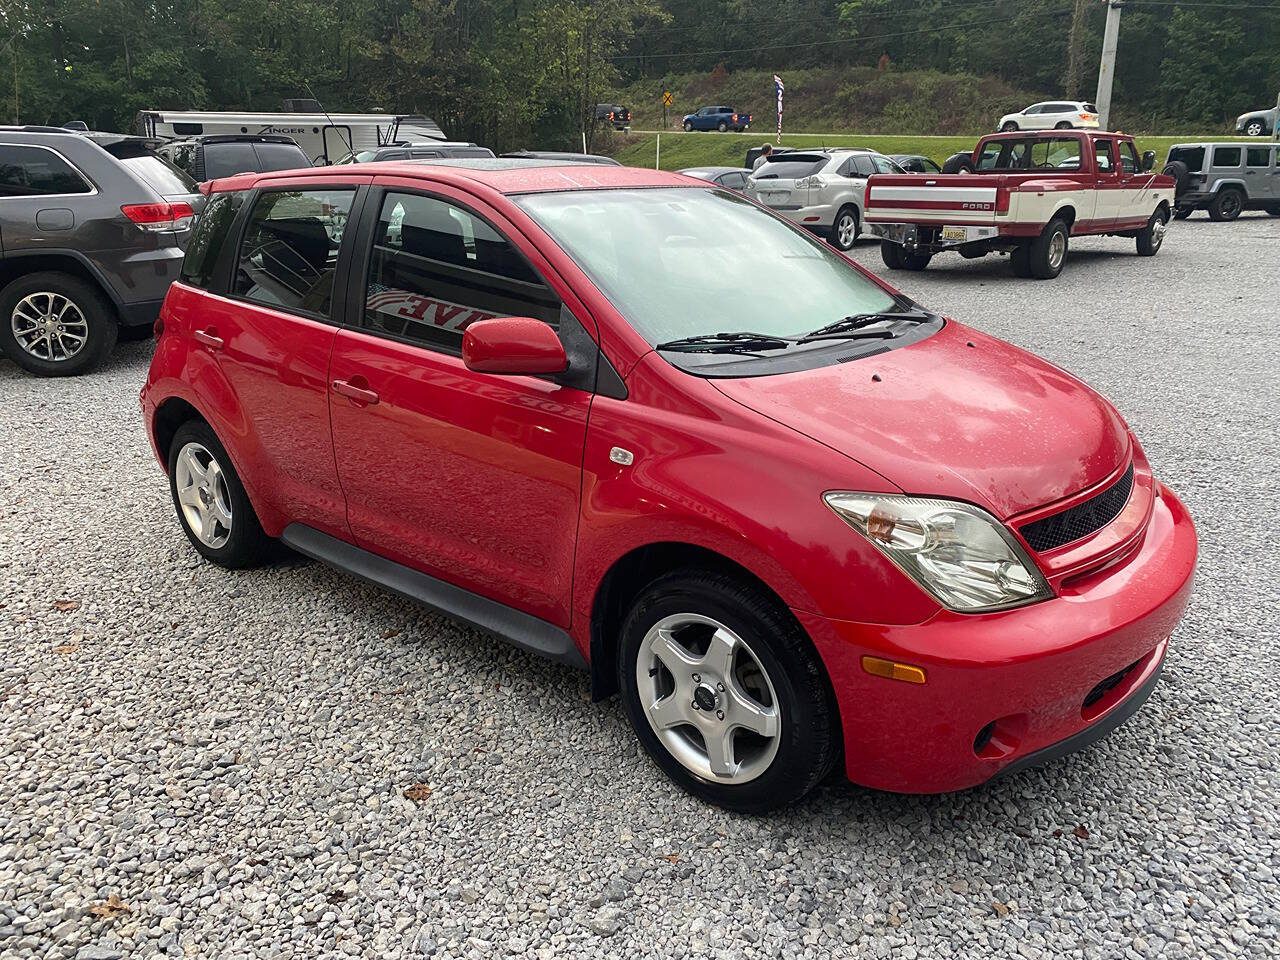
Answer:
[{"left": 0, "top": 0, "right": 1276, "bottom": 147}]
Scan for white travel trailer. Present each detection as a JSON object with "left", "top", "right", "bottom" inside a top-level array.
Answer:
[{"left": 134, "top": 110, "right": 446, "bottom": 165}]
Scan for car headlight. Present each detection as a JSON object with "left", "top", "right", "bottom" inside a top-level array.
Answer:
[{"left": 824, "top": 493, "right": 1052, "bottom": 612}]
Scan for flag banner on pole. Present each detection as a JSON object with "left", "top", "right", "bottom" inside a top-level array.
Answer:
[{"left": 774, "top": 74, "right": 784, "bottom": 144}]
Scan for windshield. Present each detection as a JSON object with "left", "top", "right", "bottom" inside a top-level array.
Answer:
[{"left": 515, "top": 187, "right": 904, "bottom": 348}]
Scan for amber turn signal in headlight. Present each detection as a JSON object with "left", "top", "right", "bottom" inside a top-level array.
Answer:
[{"left": 862, "top": 656, "right": 927, "bottom": 684}]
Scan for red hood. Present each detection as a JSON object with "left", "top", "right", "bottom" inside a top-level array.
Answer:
[{"left": 712, "top": 320, "right": 1130, "bottom": 519}]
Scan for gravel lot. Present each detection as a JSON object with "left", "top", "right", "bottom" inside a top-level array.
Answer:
[{"left": 2, "top": 213, "right": 1278, "bottom": 960}]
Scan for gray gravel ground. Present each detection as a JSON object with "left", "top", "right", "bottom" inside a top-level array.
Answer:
[{"left": 2, "top": 212, "right": 1278, "bottom": 960}]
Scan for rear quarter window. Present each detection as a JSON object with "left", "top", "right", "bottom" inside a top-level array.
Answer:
[
  {"left": 104, "top": 143, "right": 196, "bottom": 196},
  {"left": 180, "top": 191, "right": 245, "bottom": 290}
]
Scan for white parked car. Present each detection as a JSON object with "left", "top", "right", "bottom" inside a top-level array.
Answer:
[{"left": 998, "top": 101, "right": 1099, "bottom": 132}]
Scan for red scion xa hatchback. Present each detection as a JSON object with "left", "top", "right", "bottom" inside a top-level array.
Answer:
[{"left": 142, "top": 160, "right": 1197, "bottom": 812}]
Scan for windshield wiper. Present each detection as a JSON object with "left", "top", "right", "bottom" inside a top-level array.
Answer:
[
  {"left": 654, "top": 331, "right": 796, "bottom": 354},
  {"left": 801, "top": 309, "right": 931, "bottom": 342}
]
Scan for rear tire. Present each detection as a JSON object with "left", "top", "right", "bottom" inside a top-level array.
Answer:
[
  {"left": 167, "top": 420, "right": 270, "bottom": 568},
  {"left": 617, "top": 569, "right": 838, "bottom": 813},
  {"left": 0, "top": 272, "right": 118, "bottom": 377},
  {"left": 1136, "top": 207, "right": 1168, "bottom": 256},
  {"left": 1208, "top": 188, "right": 1243, "bottom": 222},
  {"left": 881, "top": 240, "right": 904, "bottom": 269},
  {"left": 831, "top": 205, "right": 859, "bottom": 251},
  {"left": 717, "top": 121, "right": 728, "bottom": 133},
  {"left": 1054, "top": 121, "right": 1073, "bottom": 129},
  {"left": 1029, "top": 218, "right": 1069, "bottom": 279},
  {"left": 941, "top": 153, "right": 973, "bottom": 174}
]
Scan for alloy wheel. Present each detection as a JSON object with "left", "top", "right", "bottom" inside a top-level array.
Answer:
[
  {"left": 10, "top": 292, "right": 89, "bottom": 362},
  {"left": 837, "top": 214, "right": 857, "bottom": 249},
  {"left": 1222, "top": 192, "right": 1242, "bottom": 218},
  {"left": 1246, "top": 122, "right": 1264, "bottom": 136},
  {"left": 636, "top": 613, "right": 781, "bottom": 784},
  {"left": 174, "top": 442, "right": 233, "bottom": 549},
  {"left": 1151, "top": 213, "right": 1167, "bottom": 250},
  {"left": 1048, "top": 231, "right": 1067, "bottom": 271}
]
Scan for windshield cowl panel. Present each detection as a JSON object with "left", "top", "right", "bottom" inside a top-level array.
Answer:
[{"left": 515, "top": 186, "right": 938, "bottom": 378}]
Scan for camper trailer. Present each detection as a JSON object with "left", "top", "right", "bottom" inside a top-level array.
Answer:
[{"left": 134, "top": 107, "right": 446, "bottom": 166}]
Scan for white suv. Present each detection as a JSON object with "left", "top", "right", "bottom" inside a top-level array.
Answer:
[
  {"left": 999, "top": 101, "right": 1099, "bottom": 132},
  {"left": 746, "top": 149, "right": 903, "bottom": 251}
]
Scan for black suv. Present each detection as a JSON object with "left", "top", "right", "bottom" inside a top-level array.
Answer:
[
  {"left": 0, "top": 127, "right": 201, "bottom": 376},
  {"left": 154, "top": 134, "right": 311, "bottom": 183}
]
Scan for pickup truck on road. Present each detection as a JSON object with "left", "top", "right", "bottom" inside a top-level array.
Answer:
[{"left": 865, "top": 130, "right": 1174, "bottom": 279}]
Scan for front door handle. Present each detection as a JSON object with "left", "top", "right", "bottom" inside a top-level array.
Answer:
[
  {"left": 332, "top": 378, "right": 380, "bottom": 405},
  {"left": 192, "top": 328, "right": 224, "bottom": 350}
]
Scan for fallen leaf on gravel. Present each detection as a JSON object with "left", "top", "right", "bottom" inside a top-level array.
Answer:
[
  {"left": 992, "top": 901, "right": 1010, "bottom": 917},
  {"left": 381, "top": 628, "right": 401, "bottom": 639},
  {"left": 403, "top": 784, "right": 432, "bottom": 802},
  {"left": 663, "top": 853, "right": 680, "bottom": 863},
  {"left": 89, "top": 893, "right": 131, "bottom": 918},
  {"left": 52, "top": 599, "right": 80, "bottom": 612},
  {"left": 53, "top": 641, "right": 79, "bottom": 655},
  {"left": 1074, "top": 825, "right": 1090, "bottom": 839}
]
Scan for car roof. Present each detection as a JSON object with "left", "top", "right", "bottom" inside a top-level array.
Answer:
[
  {"left": 169, "top": 134, "right": 303, "bottom": 146},
  {"left": 677, "top": 166, "right": 749, "bottom": 175},
  {"left": 0, "top": 126, "right": 160, "bottom": 149},
  {"left": 229, "top": 158, "right": 696, "bottom": 195}
]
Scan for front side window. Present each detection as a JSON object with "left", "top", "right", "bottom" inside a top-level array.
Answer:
[
  {"left": 516, "top": 188, "right": 904, "bottom": 351},
  {"left": 181, "top": 191, "right": 245, "bottom": 290},
  {"left": 1212, "top": 146, "right": 1241, "bottom": 168},
  {"left": 362, "top": 191, "right": 558, "bottom": 352},
  {"left": 0, "top": 145, "right": 92, "bottom": 197},
  {"left": 1094, "top": 140, "right": 1115, "bottom": 173},
  {"left": 232, "top": 189, "right": 354, "bottom": 317},
  {"left": 1247, "top": 147, "right": 1273, "bottom": 168},
  {"left": 1119, "top": 142, "right": 1141, "bottom": 173}
]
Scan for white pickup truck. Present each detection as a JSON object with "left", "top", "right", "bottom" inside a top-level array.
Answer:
[{"left": 864, "top": 130, "right": 1175, "bottom": 279}]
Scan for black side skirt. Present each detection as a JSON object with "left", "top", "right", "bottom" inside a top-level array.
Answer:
[{"left": 280, "top": 523, "right": 588, "bottom": 671}]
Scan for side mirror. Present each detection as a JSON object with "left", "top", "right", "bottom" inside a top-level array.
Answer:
[
  {"left": 1142, "top": 150, "right": 1156, "bottom": 171},
  {"left": 462, "top": 317, "right": 567, "bottom": 376}
]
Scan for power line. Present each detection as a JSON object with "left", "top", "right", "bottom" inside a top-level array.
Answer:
[{"left": 610, "top": 8, "right": 1075, "bottom": 60}]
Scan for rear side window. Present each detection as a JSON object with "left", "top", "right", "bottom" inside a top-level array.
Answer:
[
  {"left": 1247, "top": 147, "right": 1273, "bottom": 168},
  {"left": 1211, "top": 146, "right": 1241, "bottom": 168},
  {"left": 180, "top": 191, "right": 244, "bottom": 290},
  {"left": 0, "top": 144, "right": 92, "bottom": 196},
  {"left": 233, "top": 189, "right": 355, "bottom": 318},
  {"left": 362, "top": 191, "right": 558, "bottom": 352},
  {"left": 1031, "top": 138, "right": 1083, "bottom": 169}
]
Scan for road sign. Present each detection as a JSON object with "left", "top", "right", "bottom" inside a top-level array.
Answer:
[{"left": 662, "top": 91, "right": 673, "bottom": 106}]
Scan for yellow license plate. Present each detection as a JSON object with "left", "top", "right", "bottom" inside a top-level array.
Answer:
[{"left": 941, "top": 226, "right": 969, "bottom": 241}]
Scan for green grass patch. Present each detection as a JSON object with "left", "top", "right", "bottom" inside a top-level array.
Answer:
[{"left": 612, "top": 131, "right": 1259, "bottom": 171}]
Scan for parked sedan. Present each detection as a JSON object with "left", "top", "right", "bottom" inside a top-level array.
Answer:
[
  {"left": 142, "top": 159, "right": 1196, "bottom": 812},
  {"left": 1235, "top": 107, "right": 1277, "bottom": 137},
  {"left": 889, "top": 153, "right": 942, "bottom": 174},
  {"left": 747, "top": 149, "right": 904, "bottom": 250},
  {"left": 676, "top": 166, "right": 752, "bottom": 190},
  {"left": 999, "top": 101, "right": 1099, "bottom": 131}
]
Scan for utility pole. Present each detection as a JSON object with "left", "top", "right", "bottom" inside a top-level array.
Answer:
[{"left": 1095, "top": 0, "right": 1123, "bottom": 131}]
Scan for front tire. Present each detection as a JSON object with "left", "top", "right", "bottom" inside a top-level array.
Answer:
[
  {"left": 1245, "top": 120, "right": 1265, "bottom": 136},
  {"left": 831, "top": 205, "right": 859, "bottom": 251},
  {"left": 1029, "top": 218, "right": 1069, "bottom": 279},
  {"left": 683, "top": 121, "right": 693, "bottom": 132},
  {"left": 617, "top": 570, "right": 838, "bottom": 813},
  {"left": 1000, "top": 121, "right": 1019, "bottom": 132},
  {"left": 0, "top": 272, "right": 118, "bottom": 377},
  {"left": 1208, "top": 188, "right": 1243, "bottom": 222},
  {"left": 1136, "top": 207, "right": 1169, "bottom": 256},
  {"left": 168, "top": 420, "right": 269, "bottom": 568}
]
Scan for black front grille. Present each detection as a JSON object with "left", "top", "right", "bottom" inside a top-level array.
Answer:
[{"left": 1020, "top": 463, "right": 1135, "bottom": 553}]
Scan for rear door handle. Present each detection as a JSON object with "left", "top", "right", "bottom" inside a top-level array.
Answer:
[
  {"left": 192, "top": 328, "right": 224, "bottom": 350},
  {"left": 331, "top": 379, "right": 380, "bottom": 405}
]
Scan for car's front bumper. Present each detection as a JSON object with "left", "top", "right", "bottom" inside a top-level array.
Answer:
[{"left": 795, "top": 483, "right": 1197, "bottom": 794}]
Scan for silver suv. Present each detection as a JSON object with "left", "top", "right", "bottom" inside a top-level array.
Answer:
[
  {"left": 1164, "top": 142, "right": 1280, "bottom": 221},
  {"left": 746, "top": 149, "right": 903, "bottom": 251}
]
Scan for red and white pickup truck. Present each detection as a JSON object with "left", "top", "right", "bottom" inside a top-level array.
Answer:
[{"left": 864, "top": 130, "right": 1174, "bottom": 279}]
